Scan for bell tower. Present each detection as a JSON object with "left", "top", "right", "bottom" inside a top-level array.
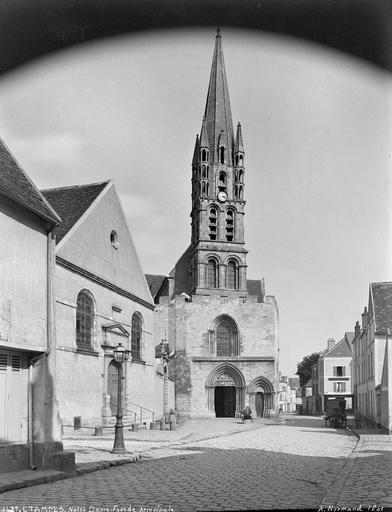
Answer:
[{"left": 189, "top": 30, "right": 248, "bottom": 296}]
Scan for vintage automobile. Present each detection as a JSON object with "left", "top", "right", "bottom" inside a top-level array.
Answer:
[{"left": 324, "top": 399, "right": 347, "bottom": 428}]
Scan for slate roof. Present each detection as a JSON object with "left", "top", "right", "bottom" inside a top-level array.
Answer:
[
  {"left": 325, "top": 335, "right": 353, "bottom": 358},
  {"left": 247, "top": 279, "right": 264, "bottom": 303},
  {"left": 41, "top": 181, "right": 109, "bottom": 244},
  {"left": 370, "top": 281, "right": 392, "bottom": 334},
  {"left": 345, "top": 332, "right": 355, "bottom": 345},
  {"left": 145, "top": 274, "right": 167, "bottom": 298},
  {"left": 0, "top": 137, "right": 60, "bottom": 225}
]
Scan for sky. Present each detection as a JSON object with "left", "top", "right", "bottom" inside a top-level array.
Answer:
[{"left": 0, "top": 27, "right": 391, "bottom": 377}]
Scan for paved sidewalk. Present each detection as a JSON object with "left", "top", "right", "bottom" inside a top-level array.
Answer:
[
  {"left": 320, "top": 428, "right": 392, "bottom": 509},
  {"left": 0, "top": 417, "right": 279, "bottom": 495}
]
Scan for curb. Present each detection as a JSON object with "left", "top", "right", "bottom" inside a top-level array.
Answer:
[
  {"left": 0, "top": 471, "right": 68, "bottom": 494},
  {"left": 0, "top": 454, "right": 141, "bottom": 495},
  {"left": 76, "top": 454, "right": 141, "bottom": 475}
]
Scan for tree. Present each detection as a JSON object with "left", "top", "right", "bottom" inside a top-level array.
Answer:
[{"left": 296, "top": 352, "right": 320, "bottom": 387}]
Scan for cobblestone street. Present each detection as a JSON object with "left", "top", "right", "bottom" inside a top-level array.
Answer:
[{"left": 1, "top": 416, "right": 390, "bottom": 511}]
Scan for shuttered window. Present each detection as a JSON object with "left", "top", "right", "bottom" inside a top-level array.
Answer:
[
  {"left": 0, "top": 353, "right": 7, "bottom": 371},
  {"left": 11, "top": 355, "right": 21, "bottom": 372}
]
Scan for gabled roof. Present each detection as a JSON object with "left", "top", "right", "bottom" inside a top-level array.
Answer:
[
  {"left": 370, "top": 282, "right": 392, "bottom": 334},
  {"left": 42, "top": 181, "right": 109, "bottom": 243},
  {"left": 0, "top": 137, "right": 60, "bottom": 225},
  {"left": 345, "top": 332, "right": 355, "bottom": 345},
  {"left": 145, "top": 274, "right": 167, "bottom": 299},
  {"left": 325, "top": 335, "right": 353, "bottom": 358}
]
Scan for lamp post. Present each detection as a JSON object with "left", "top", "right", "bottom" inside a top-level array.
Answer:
[
  {"left": 112, "top": 342, "right": 129, "bottom": 454},
  {"left": 160, "top": 336, "right": 177, "bottom": 424},
  {"left": 160, "top": 337, "right": 169, "bottom": 422}
]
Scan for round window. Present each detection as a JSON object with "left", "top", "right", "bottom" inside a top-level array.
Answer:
[{"left": 110, "top": 230, "right": 119, "bottom": 249}]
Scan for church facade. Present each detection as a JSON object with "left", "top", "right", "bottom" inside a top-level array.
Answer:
[
  {"left": 41, "top": 180, "right": 174, "bottom": 430},
  {"left": 148, "top": 31, "right": 279, "bottom": 419}
]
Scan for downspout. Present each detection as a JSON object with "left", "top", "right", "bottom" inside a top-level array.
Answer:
[{"left": 28, "top": 226, "right": 55, "bottom": 470}]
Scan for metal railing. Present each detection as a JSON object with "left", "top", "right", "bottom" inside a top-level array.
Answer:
[{"left": 125, "top": 401, "right": 155, "bottom": 425}]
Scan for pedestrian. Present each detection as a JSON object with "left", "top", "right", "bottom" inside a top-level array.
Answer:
[{"left": 242, "top": 403, "right": 252, "bottom": 423}]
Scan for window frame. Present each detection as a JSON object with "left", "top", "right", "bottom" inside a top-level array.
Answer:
[
  {"left": 76, "top": 290, "right": 95, "bottom": 351},
  {"left": 131, "top": 312, "right": 143, "bottom": 362}
]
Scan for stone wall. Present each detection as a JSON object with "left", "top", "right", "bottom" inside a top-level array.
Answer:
[{"left": 155, "top": 291, "right": 279, "bottom": 418}]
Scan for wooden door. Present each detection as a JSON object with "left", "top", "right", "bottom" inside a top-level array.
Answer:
[
  {"left": 215, "top": 386, "right": 236, "bottom": 417},
  {"left": 256, "top": 392, "right": 264, "bottom": 417},
  {"left": 108, "top": 361, "right": 118, "bottom": 415}
]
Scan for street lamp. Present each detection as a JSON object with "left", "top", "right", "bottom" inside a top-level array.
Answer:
[
  {"left": 112, "top": 342, "right": 129, "bottom": 454},
  {"left": 160, "top": 337, "right": 169, "bottom": 422}
]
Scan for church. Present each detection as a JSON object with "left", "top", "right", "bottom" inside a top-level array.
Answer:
[{"left": 147, "top": 30, "right": 279, "bottom": 420}]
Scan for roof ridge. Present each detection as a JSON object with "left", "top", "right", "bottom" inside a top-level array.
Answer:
[
  {"left": 41, "top": 179, "right": 111, "bottom": 193},
  {"left": 0, "top": 136, "right": 61, "bottom": 224}
]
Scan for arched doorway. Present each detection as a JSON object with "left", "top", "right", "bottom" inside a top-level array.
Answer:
[
  {"left": 255, "top": 392, "right": 264, "bottom": 417},
  {"left": 206, "top": 363, "right": 246, "bottom": 417},
  {"left": 214, "top": 374, "right": 237, "bottom": 417},
  {"left": 108, "top": 361, "right": 118, "bottom": 415},
  {"left": 247, "top": 376, "right": 275, "bottom": 417}
]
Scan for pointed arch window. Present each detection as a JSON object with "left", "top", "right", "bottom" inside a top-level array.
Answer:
[
  {"left": 219, "top": 172, "right": 226, "bottom": 185},
  {"left": 219, "top": 146, "right": 225, "bottom": 164},
  {"left": 227, "top": 260, "right": 239, "bottom": 290},
  {"left": 207, "top": 259, "right": 218, "bottom": 288},
  {"left": 76, "top": 290, "right": 95, "bottom": 351},
  {"left": 131, "top": 312, "right": 143, "bottom": 361},
  {"left": 234, "top": 184, "right": 243, "bottom": 200},
  {"left": 202, "top": 165, "right": 207, "bottom": 179},
  {"left": 209, "top": 207, "right": 218, "bottom": 240},
  {"left": 226, "top": 209, "right": 235, "bottom": 241},
  {"left": 216, "top": 316, "right": 239, "bottom": 356},
  {"left": 201, "top": 149, "right": 209, "bottom": 162}
]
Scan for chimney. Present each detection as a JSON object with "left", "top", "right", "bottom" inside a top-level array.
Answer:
[
  {"left": 327, "top": 338, "right": 335, "bottom": 351},
  {"left": 361, "top": 307, "right": 368, "bottom": 329},
  {"left": 354, "top": 320, "right": 361, "bottom": 337}
]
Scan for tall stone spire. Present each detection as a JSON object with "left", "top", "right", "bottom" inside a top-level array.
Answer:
[
  {"left": 204, "top": 29, "right": 235, "bottom": 166},
  {"left": 189, "top": 30, "right": 248, "bottom": 296}
]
